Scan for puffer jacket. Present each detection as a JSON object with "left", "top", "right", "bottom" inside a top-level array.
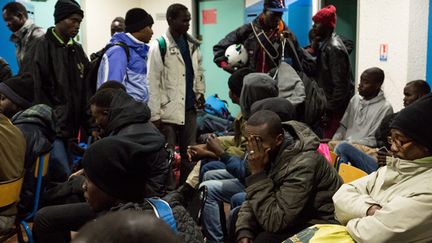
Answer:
[
  {"left": 236, "top": 121, "right": 342, "bottom": 240},
  {"left": 11, "top": 104, "right": 56, "bottom": 213},
  {"left": 103, "top": 91, "right": 170, "bottom": 197},
  {"left": 213, "top": 14, "right": 304, "bottom": 73},
  {"left": 148, "top": 30, "right": 205, "bottom": 125},
  {"left": 31, "top": 27, "right": 89, "bottom": 139},
  {"left": 315, "top": 33, "right": 354, "bottom": 113},
  {"left": 97, "top": 32, "right": 150, "bottom": 103}
]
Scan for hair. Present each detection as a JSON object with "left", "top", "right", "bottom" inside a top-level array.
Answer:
[
  {"left": 247, "top": 110, "right": 283, "bottom": 137},
  {"left": 166, "top": 3, "right": 188, "bottom": 21},
  {"left": 406, "top": 79, "right": 431, "bottom": 96},
  {"left": 98, "top": 80, "right": 126, "bottom": 92},
  {"left": 364, "top": 67, "right": 385, "bottom": 85},
  {"left": 2, "top": 2, "right": 28, "bottom": 19},
  {"left": 228, "top": 68, "right": 253, "bottom": 97},
  {"left": 72, "top": 211, "right": 181, "bottom": 243},
  {"left": 111, "top": 16, "right": 125, "bottom": 24},
  {"left": 89, "top": 88, "right": 118, "bottom": 108}
]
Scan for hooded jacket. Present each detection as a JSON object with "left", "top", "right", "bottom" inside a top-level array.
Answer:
[
  {"left": 97, "top": 32, "right": 150, "bottom": 103},
  {"left": 31, "top": 27, "right": 89, "bottom": 139},
  {"left": 236, "top": 121, "right": 342, "bottom": 240},
  {"left": 332, "top": 91, "right": 394, "bottom": 147},
  {"left": 333, "top": 156, "right": 432, "bottom": 243},
  {"left": 103, "top": 91, "right": 170, "bottom": 197},
  {"left": 11, "top": 104, "right": 56, "bottom": 213}
]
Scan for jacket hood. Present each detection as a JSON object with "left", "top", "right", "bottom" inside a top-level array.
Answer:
[
  {"left": 12, "top": 104, "right": 56, "bottom": 140},
  {"left": 104, "top": 91, "right": 151, "bottom": 135},
  {"left": 110, "top": 32, "right": 149, "bottom": 59},
  {"left": 282, "top": 120, "right": 320, "bottom": 153}
]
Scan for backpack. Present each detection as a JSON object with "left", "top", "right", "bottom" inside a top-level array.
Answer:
[
  {"left": 204, "top": 94, "right": 231, "bottom": 119},
  {"left": 146, "top": 198, "right": 177, "bottom": 232},
  {"left": 286, "top": 39, "right": 327, "bottom": 126},
  {"left": 85, "top": 41, "right": 130, "bottom": 94},
  {"left": 157, "top": 36, "right": 167, "bottom": 64}
]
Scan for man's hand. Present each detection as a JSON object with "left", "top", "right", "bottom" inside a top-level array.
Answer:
[
  {"left": 195, "top": 94, "right": 206, "bottom": 110},
  {"left": 247, "top": 136, "right": 270, "bottom": 175},
  {"left": 238, "top": 238, "right": 253, "bottom": 243},
  {"left": 367, "top": 204, "right": 382, "bottom": 216},
  {"left": 377, "top": 150, "right": 390, "bottom": 167},
  {"left": 69, "top": 169, "right": 84, "bottom": 181},
  {"left": 187, "top": 144, "right": 217, "bottom": 161},
  {"left": 206, "top": 134, "right": 225, "bottom": 157},
  {"left": 152, "top": 119, "right": 162, "bottom": 129},
  {"left": 91, "top": 130, "right": 101, "bottom": 141}
]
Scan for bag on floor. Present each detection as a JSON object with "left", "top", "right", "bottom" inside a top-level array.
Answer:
[{"left": 283, "top": 224, "right": 354, "bottom": 243}]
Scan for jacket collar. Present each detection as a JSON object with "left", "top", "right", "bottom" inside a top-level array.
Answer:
[{"left": 10, "top": 19, "right": 33, "bottom": 43}]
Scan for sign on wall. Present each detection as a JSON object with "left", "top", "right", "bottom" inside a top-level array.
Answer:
[{"left": 202, "top": 9, "right": 217, "bottom": 25}]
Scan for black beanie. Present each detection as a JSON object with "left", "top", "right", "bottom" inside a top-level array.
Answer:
[
  {"left": 82, "top": 136, "right": 165, "bottom": 202},
  {"left": 54, "top": 0, "right": 84, "bottom": 24},
  {"left": 0, "top": 73, "right": 34, "bottom": 109},
  {"left": 228, "top": 68, "right": 253, "bottom": 98},
  {"left": 251, "top": 97, "right": 296, "bottom": 122},
  {"left": 390, "top": 93, "right": 432, "bottom": 152},
  {"left": 125, "top": 8, "right": 154, "bottom": 33}
]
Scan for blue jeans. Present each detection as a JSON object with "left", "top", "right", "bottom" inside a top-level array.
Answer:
[
  {"left": 200, "top": 169, "right": 245, "bottom": 243},
  {"left": 199, "top": 160, "right": 226, "bottom": 183},
  {"left": 334, "top": 142, "right": 378, "bottom": 174},
  {"left": 48, "top": 139, "right": 72, "bottom": 182}
]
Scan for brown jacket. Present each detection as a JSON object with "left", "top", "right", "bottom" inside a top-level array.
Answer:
[{"left": 236, "top": 121, "right": 342, "bottom": 240}]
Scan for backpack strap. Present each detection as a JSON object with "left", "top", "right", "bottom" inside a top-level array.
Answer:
[
  {"left": 250, "top": 23, "right": 279, "bottom": 66},
  {"left": 157, "top": 36, "right": 167, "bottom": 64},
  {"left": 146, "top": 198, "right": 177, "bottom": 232}
]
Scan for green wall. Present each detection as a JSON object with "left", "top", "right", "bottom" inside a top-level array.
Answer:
[{"left": 198, "top": 0, "right": 244, "bottom": 116}]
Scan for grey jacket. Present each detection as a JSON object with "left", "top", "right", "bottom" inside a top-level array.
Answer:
[{"left": 236, "top": 121, "right": 342, "bottom": 240}]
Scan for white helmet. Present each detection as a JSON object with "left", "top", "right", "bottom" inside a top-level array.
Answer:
[{"left": 225, "top": 44, "right": 248, "bottom": 68}]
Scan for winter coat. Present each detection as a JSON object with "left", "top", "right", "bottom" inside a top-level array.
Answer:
[
  {"left": 333, "top": 156, "right": 432, "bottom": 243},
  {"left": 236, "top": 121, "right": 342, "bottom": 240},
  {"left": 103, "top": 91, "right": 170, "bottom": 197},
  {"left": 31, "top": 27, "right": 89, "bottom": 139},
  {"left": 110, "top": 195, "right": 204, "bottom": 243},
  {"left": 11, "top": 104, "right": 56, "bottom": 213},
  {"left": 213, "top": 14, "right": 304, "bottom": 73},
  {"left": 97, "top": 32, "right": 150, "bottom": 103},
  {"left": 148, "top": 30, "right": 205, "bottom": 125},
  {"left": 10, "top": 19, "right": 44, "bottom": 72},
  {"left": 0, "top": 57, "right": 12, "bottom": 82},
  {"left": 0, "top": 114, "right": 26, "bottom": 217},
  {"left": 315, "top": 33, "right": 354, "bottom": 113}
]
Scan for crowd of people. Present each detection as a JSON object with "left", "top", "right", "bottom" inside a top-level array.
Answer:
[{"left": 1, "top": 0, "right": 431, "bottom": 242}]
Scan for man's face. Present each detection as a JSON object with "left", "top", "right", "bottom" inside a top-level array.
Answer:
[
  {"left": 263, "top": 10, "right": 282, "bottom": 30},
  {"left": 358, "top": 71, "right": 381, "bottom": 99},
  {"left": 403, "top": 84, "right": 419, "bottom": 107},
  {"left": 2, "top": 9, "right": 26, "bottom": 32},
  {"left": 110, "top": 20, "right": 125, "bottom": 36},
  {"left": 389, "top": 129, "right": 429, "bottom": 160},
  {"left": 56, "top": 13, "right": 83, "bottom": 39},
  {"left": 136, "top": 26, "right": 153, "bottom": 43},
  {"left": 83, "top": 175, "right": 117, "bottom": 212},
  {"left": 244, "top": 123, "right": 283, "bottom": 155},
  {"left": 0, "top": 93, "right": 19, "bottom": 118},
  {"left": 90, "top": 104, "right": 109, "bottom": 130},
  {"left": 169, "top": 10, "right": 191, "bottom": 35},
  {"left": 312, "top": 22, "right": 329, "bottom": 42}
]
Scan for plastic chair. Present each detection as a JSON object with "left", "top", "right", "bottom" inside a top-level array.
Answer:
[
  {"left": 0, "top": 176, "right": 24, "bottom": 242},
  {"left": 329, "top": 151, "right": 339, "bottom": 167},
  {"left": 18, "top": 153, "right": 50, "bottom": 243},
  {"left": 338, "top": 163, "right": 367, "bottom": 183}
]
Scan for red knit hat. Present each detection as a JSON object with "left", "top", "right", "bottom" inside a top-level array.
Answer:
[{"left": 312, "top": 5, "right": 337, "bottom": 28}]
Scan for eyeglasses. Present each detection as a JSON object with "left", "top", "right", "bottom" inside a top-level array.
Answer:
[{"left": 387, "top": 136, "right": 413, "bottom": 148}]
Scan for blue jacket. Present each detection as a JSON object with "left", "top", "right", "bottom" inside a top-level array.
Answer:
[{"left": 97, "top": 32, "right": 150, "bottom": 103}]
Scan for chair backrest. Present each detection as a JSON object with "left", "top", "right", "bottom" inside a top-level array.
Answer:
[
  {"left": 0, "top": 176, "right": 24, "bottom": 208},
  {"left": 338, "top": 163, "right": 368, "bottom": 183},
  {"left": 329, "top": 151, "right": 339, "bottom": 167}
]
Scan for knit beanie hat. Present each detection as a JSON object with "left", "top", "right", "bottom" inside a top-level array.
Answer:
[
  {"left": 390, "top": 93, "right": 432, "bottom": 152},
  {"left": 54, "top": 0, "right": 84, "bottom": 24},
  {"left": 228, "top": 68, "right": 253, "bottom": 98},
  {"left": 82, "top": 136, "right": 165, "bottom": 202},
  {"left": 312, "top": 5, "right": 337, "bottom": 28},
  {"left": 125, "top": 8, "right": 154, "bottom": 33},
  {"left": 0, "top": 73, "right": 34, "bottom": 109},
  {"left": 251, "top": 97, "right": 295, "bottom": 122}
]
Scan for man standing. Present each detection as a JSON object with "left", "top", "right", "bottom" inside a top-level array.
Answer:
[
  {"left": 31, "top": 0, "right": 88, "bottom": 182},
  {"left": 110, "top": 16, "right": 125, "bottom": 36},
  {"left": 148, "top": 3, "right": 205, "bottom": 183},
  {"left": 97, "top": 8, "right": 154, "bottom": 103},
  {"left": 312, "top": 5, "right": 354, "bottom": 138},
  {"left": 2, "top": 2, "right": 44, "bottom": 72},
  {"left": 213, "top": 0, "right": 304, "bottom": 73},
  {"left": 236, "top": 110, "right": 342, "bottom": 243}
]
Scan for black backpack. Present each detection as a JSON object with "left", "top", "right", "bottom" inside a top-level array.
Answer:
[
  {"left": 287, "top": 39, "right": 327, "bottom": 126},
  {"left": 85, "top": 41, "right": 130, "bottom": 94}
]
